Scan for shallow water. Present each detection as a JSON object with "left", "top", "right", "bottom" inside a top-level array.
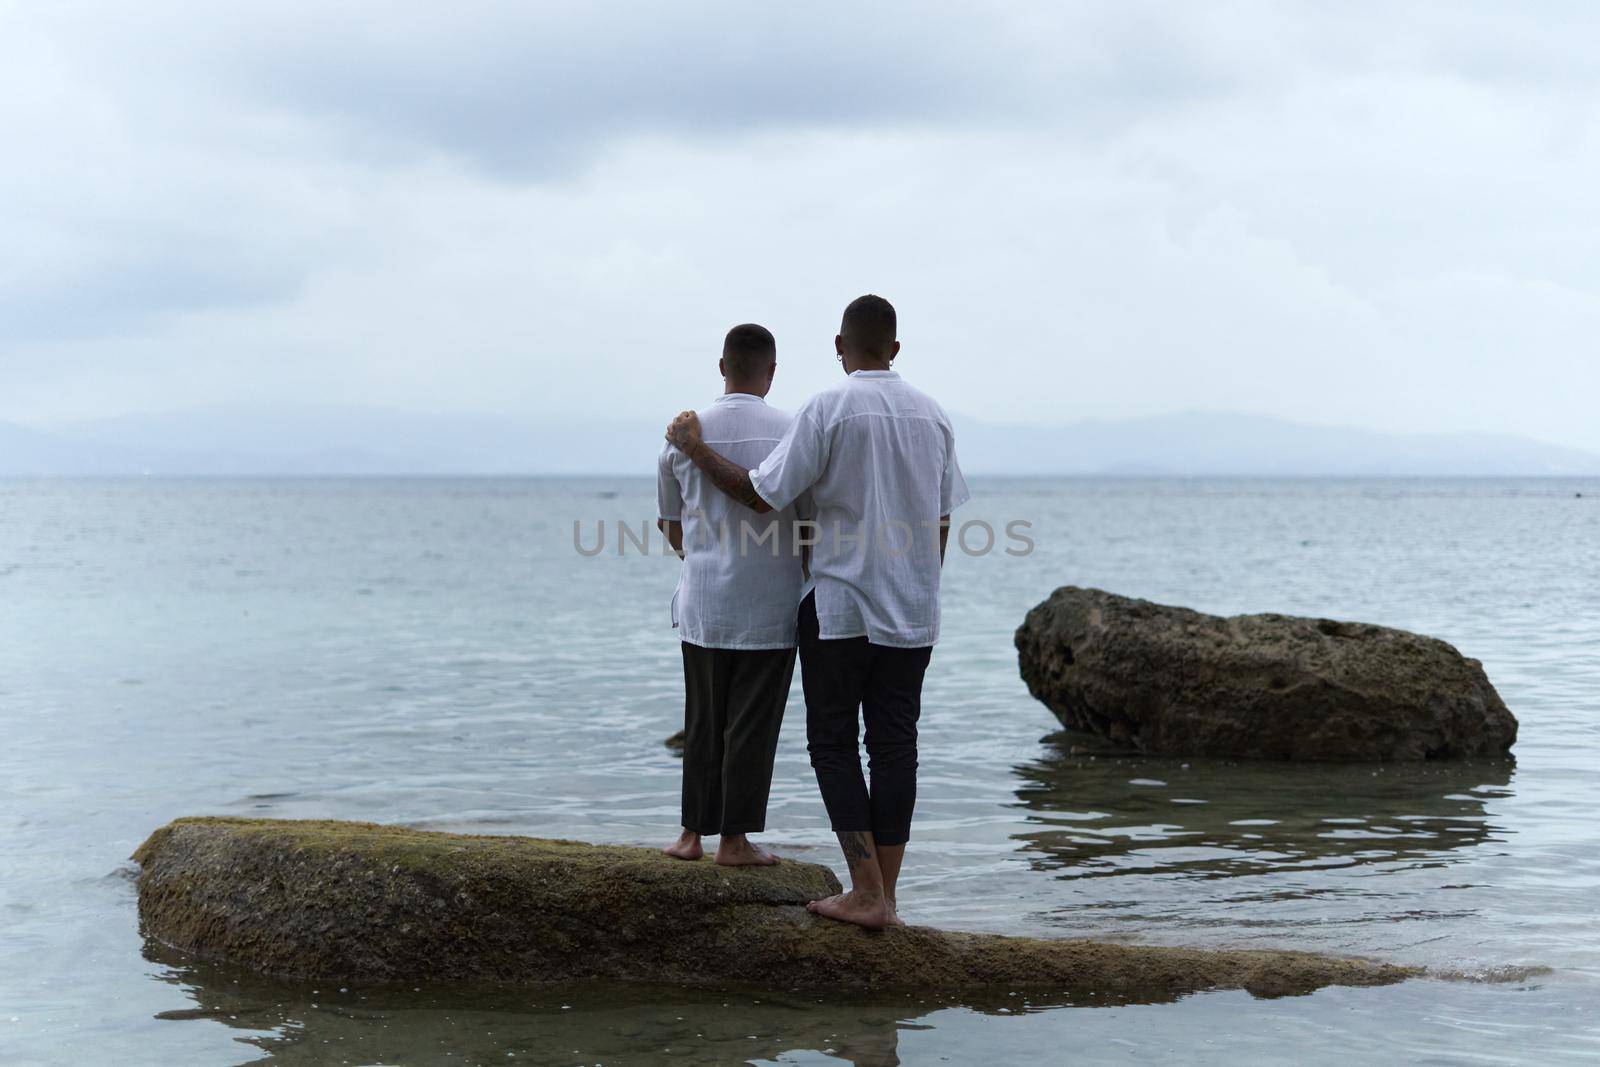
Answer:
[{"left": 2, "top": 477, "right": 1598, "bottom": 1064}]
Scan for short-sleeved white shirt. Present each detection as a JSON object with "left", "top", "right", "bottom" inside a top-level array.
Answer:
[
  {"left": 657, "top": 393, "right": 809, "bottom": 650},
  {"left": 750, "top": 369, "right": 969, "bottom": 648}
]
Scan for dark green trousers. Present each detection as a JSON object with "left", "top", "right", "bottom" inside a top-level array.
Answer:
[{"left": 679, "top": 641, "right": 795, "bottom": 835}]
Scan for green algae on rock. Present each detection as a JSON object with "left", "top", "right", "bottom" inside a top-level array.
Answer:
[{"left": 134, "top": 817, "right": 1419, "bottom": 998}]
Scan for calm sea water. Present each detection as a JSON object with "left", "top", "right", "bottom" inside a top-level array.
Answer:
[{"left": 2, "top": 477, "right": 1598, "bottom": 1065}]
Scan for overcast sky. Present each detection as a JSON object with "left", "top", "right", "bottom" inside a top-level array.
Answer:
[{"left": 4, "top": 2, "right": 1598, "bottom": 450}]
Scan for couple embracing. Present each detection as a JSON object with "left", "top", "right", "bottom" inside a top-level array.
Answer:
[{"left": 656, "top": 294, "right": 967, "bottom": 930}]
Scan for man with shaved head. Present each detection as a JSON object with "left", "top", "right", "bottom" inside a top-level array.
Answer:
[
  {"left": 667, "top": 294, "right": 969, "bottom": 928},
  {"left": 657, "top": 323, "right": 811, "bottom": 867}
]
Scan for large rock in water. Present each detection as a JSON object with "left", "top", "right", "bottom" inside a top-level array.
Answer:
[
  {"left": 133, "top": 817, "right": 1416, "bottom": 998},
  {"left": 1015, "top": 587, "right": 1517, "bottom": 761}
]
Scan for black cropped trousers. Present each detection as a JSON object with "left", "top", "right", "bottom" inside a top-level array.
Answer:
[
  {"left": 679, "top": 641, "right": 795, "bottom": 836},
  {"left": 797, "top": 592, "right": 933, "bottom": 847}
]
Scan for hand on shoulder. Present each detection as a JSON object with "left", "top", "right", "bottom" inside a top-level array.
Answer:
[{"left": 666, "top": 410, "right": 702, "bottom": 450}]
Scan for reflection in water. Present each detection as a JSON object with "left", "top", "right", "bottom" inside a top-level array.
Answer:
[
  {"left": 150, "top": 960, "right": 905, "bottom": 1067},
  {"left": 147, "top": 948, "right": 1207, "bottom": 1066},
  {"left": 1013, "top": 733, "right": 1515, "bottom": 883}
]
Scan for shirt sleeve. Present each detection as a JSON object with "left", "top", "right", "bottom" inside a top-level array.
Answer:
[
  {"left": 750, "top": 407, "right": 828, "bottom": 513},
  {"left": 657, "top": 444, "right": 683, "bottom": 521},
  {"left": 940, "top": 428, "right": 971, "bottom": 515}
]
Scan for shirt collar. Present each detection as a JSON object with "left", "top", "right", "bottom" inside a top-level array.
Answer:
[
  {"left": 713, "top": 392, "right": 767, "bottom": 405},
  {"left": 848, "top": 369, "right": 900, "bottom": 380}
]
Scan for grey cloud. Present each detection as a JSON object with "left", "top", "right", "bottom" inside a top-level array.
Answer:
[
  {"left": 55, "top": 4, "right": 1013, "bottom": 177},
  {"left": 0, "top": 253, "right": 302, "bottom": 345},
  {"left": 0, "top": 0, "right": 1268, "bottom": 351},
  {"left": 49, "top": 2, "right": 1274, "bottom": 178},
  {"left": 4, "top": 2, "right": 1600, "bottom": 452}
]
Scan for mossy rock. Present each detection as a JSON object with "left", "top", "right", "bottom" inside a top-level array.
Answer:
[
  {"left": 1016, "top": 586, "right": 1517, "bottom": 760},
  {"left": 134, "top": 817, "right": 1419, "bottom": 997}
]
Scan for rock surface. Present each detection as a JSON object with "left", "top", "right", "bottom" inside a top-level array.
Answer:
[
  {"left": 134, "top": 817, "right": 1417, "bottom": 998},
  {"left": 1016, "top": 586, "right": 1517, "bottom": 761}
]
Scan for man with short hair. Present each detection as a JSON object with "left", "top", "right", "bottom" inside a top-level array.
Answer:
[
  {"left": 657, "top": 323, "right": 810, "bottom": 866},
  {"left": 666, "top": 295, "right": 968, "bottom": 927}
]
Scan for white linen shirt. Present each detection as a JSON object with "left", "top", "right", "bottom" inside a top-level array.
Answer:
[
  {"left": 749, "top": 369, "right": 969, "bottom": 648},
  {"left": 657, "top": 393, "right": 809, "bottom": 650}
]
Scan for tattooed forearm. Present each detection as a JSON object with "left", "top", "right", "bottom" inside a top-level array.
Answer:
[
  {"left": 837, "top": 831, "right": 874, "bottom": 871},
  {"left": 685, "top": 440, "right": 773, "bottom": 514}
]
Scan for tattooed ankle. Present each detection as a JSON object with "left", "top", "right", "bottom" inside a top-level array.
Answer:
[{"left": 838, "top": 831, "right": 874, "bottom": 868}]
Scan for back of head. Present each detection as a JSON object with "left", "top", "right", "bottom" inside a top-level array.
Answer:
[
  {"left": 839, "top": 294, "right": 897, "bottom": 360},
  {"left": 722, "top": 323, "right": 776, "bottom": 381}
]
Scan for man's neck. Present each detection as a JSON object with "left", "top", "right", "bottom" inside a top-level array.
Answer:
[
  {"left": 723, "top": 382, "right": 765, "bottom": 397},
  {"left": 843, "top": 359, "right": 894, "bottom": 375}
]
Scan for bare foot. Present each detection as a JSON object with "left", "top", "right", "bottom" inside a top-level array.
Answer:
[
  {"left": 715, "top": 836, "right": 780, "bottom": 867},
  {"left": 806, "top": 890, "right": 891, "bottom": 930},
  {"left": 663, "top": 830, "right": 703, "bottom": 861},
  {"left": 886, "top": 900, "right": 906, "bottom": 927}
]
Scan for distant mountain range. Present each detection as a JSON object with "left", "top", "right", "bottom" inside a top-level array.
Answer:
[
  {"left": 3, "top": 407, "right": 1598, "bottom": 477},
  {"left": 953, "top": 411, "right": 1600, "bottom": 477}
]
